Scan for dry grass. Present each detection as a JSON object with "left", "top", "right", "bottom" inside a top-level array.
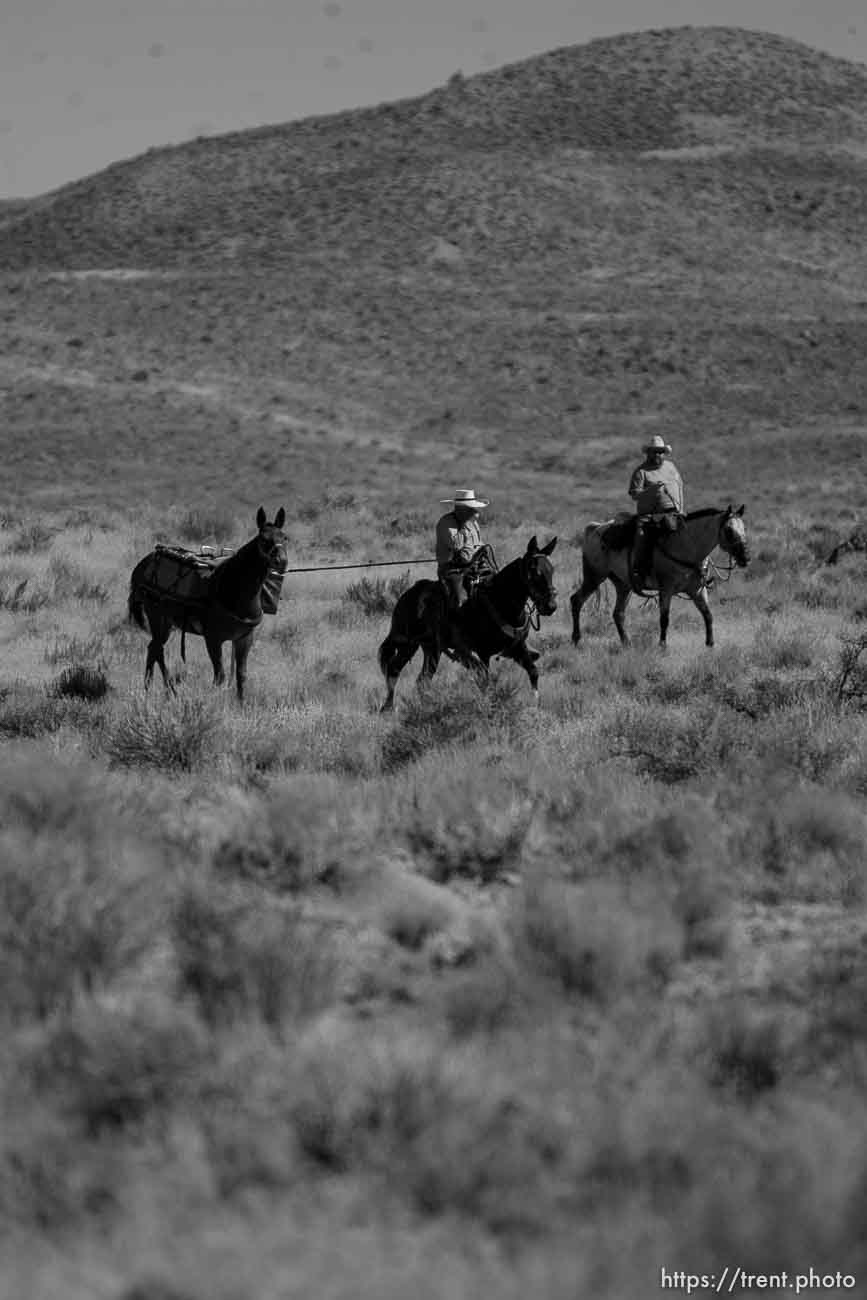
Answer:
[
  {"left": 2, "top": 22, "right": 867, "bottom": 1299},
  {"left": 1, "top": 509, "right": 865, "bottom": 1297}
]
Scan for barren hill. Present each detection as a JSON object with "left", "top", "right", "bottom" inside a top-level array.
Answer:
[
  {"left": 3, "top": 26, "right": 867, "bottom": 270},
  {"left": 2, "top": 26, "right": 866, "bottom": 519}
]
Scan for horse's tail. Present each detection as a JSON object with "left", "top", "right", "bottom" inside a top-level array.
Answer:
[
  {"left": 378, "top": 633, "right": 398, "bottom": 678},
  {"left": 128, "top": 552, "right": 158, "bottom": 630},
  {"left": 128, "top": 582, "right": 146, "bottom": 630}
]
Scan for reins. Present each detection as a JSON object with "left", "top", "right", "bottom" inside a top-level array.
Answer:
[
  {"left": 477, "top": 553, "right": 544, "bottom": 650},
  {"left": 705, "top": 554, "right": 737, "bottom": 584},
  {"left": 652, "top": 511, "right": 739, "bottom": 595}
]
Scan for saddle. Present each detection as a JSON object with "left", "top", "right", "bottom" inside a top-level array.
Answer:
[
  {"left": 139, "top": 544, "right": 283, "bottom": 618},
  {"left": 600, "top": 513, "right": 683, "bottom": 594},
  {"left": 439, "top": 545, "right": 498, "bottom": 604},
  {"left": 135, "top": 546, "right": 223, "bottom": 633},
  {"left": 599, "top": 515, "right": 638, "bottom": 552}
]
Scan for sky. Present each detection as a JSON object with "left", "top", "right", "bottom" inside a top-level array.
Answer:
[{"left": 2, "top": 0, "right": 865, "bottom": 199}]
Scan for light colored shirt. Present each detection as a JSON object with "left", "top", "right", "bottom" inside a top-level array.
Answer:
[
  {"left": 628, "top": 460, "right": 684, "bottom": 514},
  {"left": 435, "top": 511, "right": 482, "bottom": 570}
]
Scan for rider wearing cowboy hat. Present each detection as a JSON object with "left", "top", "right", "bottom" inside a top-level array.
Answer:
[
  {"left": 628, "top": 435, "right": 684, "bottom": 590},
  {"left": 436, "top": 488, "right": 489, "bottom": 609}
]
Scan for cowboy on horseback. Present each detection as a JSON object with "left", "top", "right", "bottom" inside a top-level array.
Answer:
[
  {"left": 628, "top": 434, "right": 684, "bottom": 590},
  {"left": 435, "top": 488, "right": 490, "bottom": 609}
]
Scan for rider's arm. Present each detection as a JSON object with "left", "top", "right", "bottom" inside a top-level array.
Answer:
[
  {"left": 436, "top": 517, "right": 469, "bottom": 568},
  {"left": 452, "top": 526, "right": 479, "bottom": 565},
  {"left": 670, "top": 469, "right": 684, "bottom": 513},
  {"left": 628, "top": 468, "right": 644, "bottom": 501}
]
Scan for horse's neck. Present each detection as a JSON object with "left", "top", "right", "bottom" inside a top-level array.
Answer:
[
  {"left": 667, "top": 512, "right": 721, "bottom": 563},
  {"left": 484, "top": 559, "right": 527, "bottom": 618},
  {"left": 215, "top": 539, "right": 266, "bottom": 605}
]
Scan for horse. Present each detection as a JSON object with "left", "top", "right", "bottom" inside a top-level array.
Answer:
[
  {"left": 570, "top": 505, "right": 749, "bottom": 649},
  {"left": 128, "top": 507, "right": 288, "bottom": 701},
  {"left": 378, "top": 535, "right": 558, "bottom": 712}
]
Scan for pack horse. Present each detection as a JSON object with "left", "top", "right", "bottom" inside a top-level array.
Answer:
[{"left": 128, "top": 507, "right": 288, "bottom": 700}]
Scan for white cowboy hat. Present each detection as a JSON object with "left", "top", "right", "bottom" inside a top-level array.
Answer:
[
  {"left": 439, "top": 488, "right": 489, "bottom": 508},
  {"left": 643, "top": 435, "right": 672, "bottom": 454}
]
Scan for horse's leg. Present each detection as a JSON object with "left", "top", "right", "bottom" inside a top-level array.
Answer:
[
  {"left": 233, "top": 633, "right": 254, "bottom": 701},
  {"left": 570, "top": 560, "right": 604, "bottom": 645},
  {"left": 145, "top": 613, "right": 175, "bottom": 694},
  {"left": 417, "top": 641, "right": 441, "bottom": 686},
  {"left": 205, "top": 634, "right": 226, "bottom": 688},
  {"left": 691, "top": 586, "right": 714, "bottom": 648},
  {"left": 511, "top": 642, "right": 540, "bottom": 701},
  {"left": 156, "top": 630, "right": 176, "bottom": 693},
  {"left": 144, "top": 637, "right": 157, "bottom": 690},
  {"left": 658, "top": 589, "right": 672, "bottom": 648},
  {"left": 611, "top": 577, "right": 632, "bottom": 646},
  {"left": 379, "top": 638, "right": 417, "bottom": 713}
]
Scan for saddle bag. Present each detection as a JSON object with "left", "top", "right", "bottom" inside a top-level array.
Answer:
[
  {"left": 260, "top": 567, "right": 284, "bottom": 615},
  {"left": 134, "top": 545, "right": 226, "bottom": 633}
]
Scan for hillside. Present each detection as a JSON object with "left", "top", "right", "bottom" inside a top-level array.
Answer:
[
  {"left": 3, "top": 27, "right": 867, "bottom": 271},
  {"left": 2, "top": 28, "right": 867, "bottom": 1300},
  {"left": 1, "top": 26, "right": 866, "bottom": 524}
]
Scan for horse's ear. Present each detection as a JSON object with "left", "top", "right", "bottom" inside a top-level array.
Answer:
[
  {"left": 256, "top": 506, "right": 266, "bottom": 530},
  {"left": 274, "top": 507, "right": 286, "bottom": 529},
  {"left": 541, "top": 536, "right": 557, "bottom": 556},
  {"left": 526, "top": 535, "right": 539, "bottom": 554},
  {"left": 736, "top": 504, "right": 745, "bottom": 517},
  {"left": 724, "top": 505, "right": 733, "bottom": 518}
]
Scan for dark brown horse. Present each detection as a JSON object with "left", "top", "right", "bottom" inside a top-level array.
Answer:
[
  {"left": 128, "top": 507, "right": 288, "bottom": 700},
  {"left": 378, "top": 535, "right": 558, "bottom": 712},
  {"left": 570, "top": 505, "right": 749, "bottom": 649}
]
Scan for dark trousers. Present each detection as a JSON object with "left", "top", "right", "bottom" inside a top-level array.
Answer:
[
  {"left": 632, "top": 520, "right": 654, "bottom": 580},
  {"left": 633, "top": 511, "right": 678, "bottom": 583}
]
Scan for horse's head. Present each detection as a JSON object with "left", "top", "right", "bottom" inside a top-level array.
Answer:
[
  {"left": 255, "top": 506, "right": 289, "bottom": 575},
  {"left": 719, "top": 505, "right": 750, "bottom": 568},
  {"left": 523, "top": 535, "right": 558, "bottom": 614}
]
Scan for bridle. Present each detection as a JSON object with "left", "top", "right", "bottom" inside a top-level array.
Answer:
[
  {"left": 259, "top": 530, "right": 289, "bottom": 580},
  {"left": 520, "top": 553, "right": 557, "bottom": 624}
]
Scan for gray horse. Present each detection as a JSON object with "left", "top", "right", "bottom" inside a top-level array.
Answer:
[{"left": 570, "top": 505, "right": 749, "bottom": 648}]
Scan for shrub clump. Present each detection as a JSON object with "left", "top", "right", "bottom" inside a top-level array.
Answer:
[
  {"left": 343, "top": 571, "right": 412, "bottom": 617},
  {"left": 7, "top": 520, "right": 55, "bottom": 553},
  {"left": 290, "top": 1023, "right": 562, "bottom": 1232},
  {"left": 106, "top": 694, "right": 219, "bottom": 771},
  {"left": 172, "top": 883, "right": 340, "bottom": 1029},
  {"left": 518, "top": 876, "right": 682, "bottom": 1000},
  {"left": 50, "top": 665, "right": 111, "bottom": 701},
  {"left": 381, "top": 675, "right": 532, "bottom": 770},
  {"left": 834, "top": 631, "right": 867, "bottom": 707},
  {"left": 406, "top": 762, "right": 534, "bottom": 884},
  {"left": 21, "top": 994, "right": 210, "bottom": 1135},
  {"left": 0, "top": 683, "right": 97, "bottom": 738},
  {"left": 0, "top": 745, "right": 162, "bottom": 1021},
  {"left": 211, "top": 776, "right": 362, "bottom": 893},
  {"left": 175, "top": 507, "right": 236, "bottom": 545}
]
